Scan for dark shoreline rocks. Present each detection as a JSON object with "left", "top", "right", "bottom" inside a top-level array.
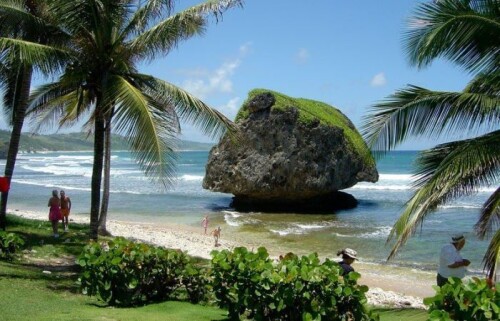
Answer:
[{"left": 230, "top": 191, "right": 358, "bottom": 213}]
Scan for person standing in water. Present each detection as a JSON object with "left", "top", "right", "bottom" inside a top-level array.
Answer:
[
  {"left": 48, "top": 189, "right": 61, "bottom": 238},
  {"left": 212, "top": 226, "right": 221, "bottom": 246},
  {"left": 201, "top": 215, "right": 209, "bottom": 234},
  {"left": 60, "top": 190, "right": 71, "bottom": 232}
]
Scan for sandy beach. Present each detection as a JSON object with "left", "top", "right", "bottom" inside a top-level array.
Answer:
[{"left": 9, "top": 208, "right": 431, "bottom": 309}]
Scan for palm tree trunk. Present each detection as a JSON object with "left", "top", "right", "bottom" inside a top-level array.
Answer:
[
  {"left": 90, "top": 105, "right": 105, "bottom": 240},
  {"left": 0, "top": 65, "right": 32, "bottom": 230},
  {"left": 98, "top": 113, "right": 112, "bottom": 236}
]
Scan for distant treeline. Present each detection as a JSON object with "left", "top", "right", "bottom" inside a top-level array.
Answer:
[{"left": 0, "top": 130, "right": 214, "bottom": 157}]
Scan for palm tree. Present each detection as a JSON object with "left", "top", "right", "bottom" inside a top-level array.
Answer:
[
  {"left": 0, "top": 0, "right": 68, "bottom": 230},
  {"left": 98, "top": 109, "right": 114, "bottom": 236},
  {"left": 362, "top": 0, "right": 500, "bottom": 280},
  {"left": 12, "top": 0, "right": 242, "bottom": 239}
]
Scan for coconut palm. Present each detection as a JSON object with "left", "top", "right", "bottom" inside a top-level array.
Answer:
[
  {"left": 2, "top": 0, "right": 242, "bottom": 239},
  {"left": 0, "top": 0, "right": 69, "bottom": 230},
  {"left": 362, "top": 0, "right": 500, "bottom": 279}
]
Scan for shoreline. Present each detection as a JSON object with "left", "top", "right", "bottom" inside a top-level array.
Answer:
[{"left": 9, "top": 208, "right": 430, "bottom": 309}]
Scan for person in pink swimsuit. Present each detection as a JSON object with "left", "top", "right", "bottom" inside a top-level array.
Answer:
[{"left": 48, "top": 189, "right": 61, "bottom": 238}]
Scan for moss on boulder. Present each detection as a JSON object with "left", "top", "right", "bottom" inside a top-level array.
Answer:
[
  {"left": 236, "top": 89, "right": 375, "bottom": 168},
  {"left": 204, "top": 89, "right": 378, "bottom": 212}
]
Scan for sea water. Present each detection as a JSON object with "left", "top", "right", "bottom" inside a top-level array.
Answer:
[{"left": 1, "top": 150, "right": 495, "bottom": 275}]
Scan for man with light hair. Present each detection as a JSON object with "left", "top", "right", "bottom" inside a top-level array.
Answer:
[{"left": 437, "top": 234, "right": 470, "bottom": 286}]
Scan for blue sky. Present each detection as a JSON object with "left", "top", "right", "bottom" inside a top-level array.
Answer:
[{"left": 1, "top": 0, "right": 473, "bottom": 149}]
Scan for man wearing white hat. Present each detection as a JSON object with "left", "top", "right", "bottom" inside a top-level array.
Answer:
[
  {"left": 437, "top": 234, "right": 470, "bottom": 286},
  {"left": 337, "top": 248, "right": 357, "bottom": 276}
]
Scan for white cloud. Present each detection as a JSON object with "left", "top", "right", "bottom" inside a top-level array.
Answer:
[
  {"left": 370, "top": 72, "right": 386, "bottom": 87},
  {"left": 295, "top": 48, "right": 309, "bottom": 64},
  {"left": 180, "top": 43, "right": 252, "bottom": 100},
  {"left": 220, "top": 96, "right": 241, "bottom": 119},
  {"left": 182, "top": 59, "right": 240, "bottom": 99},
  {"left": 239, "top": 42, "right": 252, "bottom": 55}
]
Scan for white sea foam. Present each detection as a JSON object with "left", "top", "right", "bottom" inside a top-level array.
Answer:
[
  {"left": 223, "top": 210, "right": 242, "bottom": 226},
  {"left": 19, "top": 154, "right": 95, "bottom": 164},
  {"left": 270, "top": 227, "right": 306, "bottom": 236},
  {"left": 179, "top": 174, "right": 204, "bottom": 181},
  {"left": 439, "top": 204, "right": 482, "bottom": 210},
  {"left": 478, "top": 186, "right": 498, "bottom": 192},
  {"left": 379, "top": 174, "right": 414, "bottom": 181},
  {"left": 294, "top": 223, "right": 327, "bottom": 229},
  {"left": 225, "top": 217, "right": 241, "bottom": 227},
  {"left": 222, "top": 210, "right": 242, "bottom": 218},
  {"left": 12, "top": 179, "right": 92, "bottom": 192},
  {"left": 358, "top": 226, "right": 393, "bottom": 239},
  {"left": 332, "top": 232, "right": 350, "bottom": 237},
  {"left": 109, "top": 169, "right": 143, "bottom": 176},
  {"left": 350, "top": 184, "right": 412, "bottom": 190},
  {"left": 223, "top": 212, "right": 260, "bottom": 227},
  {"left": 271, "top": 222, "right": 335, "bottom": 236},
  {"left": 21, "top": 164, "right": 92, "bottom": 177}
]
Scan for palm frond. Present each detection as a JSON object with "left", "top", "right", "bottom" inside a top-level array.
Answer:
[
  {"left": 122, "top": 0, "right": 175, "bottom": 38},
  {"left": 464, "top": 70, "right": 500, "bottom": 95},
  {"left": 49, "top": 0, "right": 128, "bottom": 36},
  {"left": 185, "top": 0, "right": 244, "bottom": 21},
  {"left": 104, "top": 74, "right": 179, "bottom": 188},
  {"left": 0, "top": 0, "right": 67, "bottom": 40},
  {"left": 0, "top": 37, "right": 70, "bottom": 74},
  {"left": 141, "top": 75, "right": 236, "bottom": 139},
  {"left": 129, "top": 10, "right": 205, "bottom": 61},
  {"left": 406, "top": 0, "right": 500, "bottom": 74},
  {"left": 387, "top": 131, "right": 500, "bottom": 259},
  {"left": 27, "top": 82, "right": 90, "bottom": 132},
  {"left": 130, "top": 0, "right": 243, "bottom": 61},
  {"left": 475, "top": 187, "right": 500, "bottom": 238},
  {"left": 361, "top": 84, "right": 500, "bottom": 152},
  {"left": 481, "top": 228, "right": 500, "bottom": 280},
  {"left": 0, "top": 60, "right": 20, "bottom": 122},
  {"left": 0, "top": 0, "right": 38, "bottom": 36}
]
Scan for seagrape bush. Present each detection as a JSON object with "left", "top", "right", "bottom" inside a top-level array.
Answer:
[
  {"left": 210, "top": 247, "right": 376, "bottom": 321},
  {"left": 424, "top": 277, "right": 500, "bottom": 321},
  {"left": 77, "top": 237, "right": 206, "bottom": 306},
  {"left": 0, "top": 231, "right": 24, "bottom": 260}
]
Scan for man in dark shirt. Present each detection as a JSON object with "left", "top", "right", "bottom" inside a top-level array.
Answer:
[{"left": 337, "top": 248, "right": 357, "bottom": 276}]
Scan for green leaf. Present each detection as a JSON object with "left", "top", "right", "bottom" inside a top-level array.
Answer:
[{"left": 111, "top": 257, "right": 121, "bottom": 265}]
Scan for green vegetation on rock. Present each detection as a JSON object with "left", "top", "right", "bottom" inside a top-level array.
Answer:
[{"left": 235, "top": 89, "right": 375, "bottom": 167}]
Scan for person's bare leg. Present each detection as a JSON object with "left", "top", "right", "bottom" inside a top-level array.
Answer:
[{"left": 52, "top": 220, "right": 59, "bottom": 237}]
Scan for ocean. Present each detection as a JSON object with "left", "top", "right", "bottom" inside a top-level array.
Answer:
[{"left": 1, "top": 150, "right": 495, "bottom": 276}]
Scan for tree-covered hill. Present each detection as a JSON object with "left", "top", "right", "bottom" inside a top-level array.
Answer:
[{"left": 0, "top": 130, "right": 214, "bottom": 156}]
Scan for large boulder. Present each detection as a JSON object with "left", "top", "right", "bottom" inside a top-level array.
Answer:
[{"left": 203, "top": 89, "right": 378, "bottom": 212}]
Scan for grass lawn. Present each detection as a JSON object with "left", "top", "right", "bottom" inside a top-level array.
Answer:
[{"left": 0, "top": 214, "right": 427, "bottom": 321}]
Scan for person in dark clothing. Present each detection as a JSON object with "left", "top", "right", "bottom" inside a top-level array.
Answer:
[{"left": 337, "top": 248, "right": 357, "bottom": 276}]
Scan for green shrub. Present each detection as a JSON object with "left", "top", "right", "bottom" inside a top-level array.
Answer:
[
  {"left": 424, "top": 277, "right": 500, "bottom": 321},
  {"left": 210, "top": 247, "right": 376, "bottom": 321},
  {"left": 0, "top": 231, "right": 24, "bottom": 260},
  {"left": 77, "top": 237, "right": 206, "bottom": 306}
]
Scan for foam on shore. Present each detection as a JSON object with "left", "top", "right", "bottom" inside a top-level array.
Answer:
[{"left": 8, "top": 208, "right": 428, "bottom": 309}]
